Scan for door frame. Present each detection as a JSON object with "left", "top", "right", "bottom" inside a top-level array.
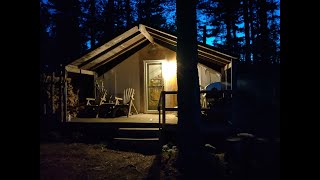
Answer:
[{"left": 143, "top": 60, "right": 165, "bottom": 113}]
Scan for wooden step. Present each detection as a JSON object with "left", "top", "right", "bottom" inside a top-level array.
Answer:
[
  {"left": 113, "top": 137, "right": 159, "bottom": 141},
  {"left": 118, "top": 128, "right": 160, "bottom": 131}
]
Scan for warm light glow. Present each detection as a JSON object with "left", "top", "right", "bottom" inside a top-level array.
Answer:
[{"left": 163, "top": 60, "right": 177, "bottom": 81}]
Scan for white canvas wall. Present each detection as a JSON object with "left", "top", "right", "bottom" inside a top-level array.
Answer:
[
  {"left": 98, "top": 43, "right": 222, "bottom": 113},
  {"left": 197, "top": 63, "right": 221, "bottom": 89}
]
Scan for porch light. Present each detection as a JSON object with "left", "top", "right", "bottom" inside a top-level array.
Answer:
[{"left": 163, "top": 61, "right": 177, "bottom": 81}]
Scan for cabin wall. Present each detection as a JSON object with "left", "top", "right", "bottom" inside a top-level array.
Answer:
[
  {"left": 99, "top": 43, "right": 222, "bottom": 114},
  {"left": 139, "top": 43, "right": 177, "bottom": 111},
  {"left": 98, "top": 52, "right": 141, "bottom": 112}
]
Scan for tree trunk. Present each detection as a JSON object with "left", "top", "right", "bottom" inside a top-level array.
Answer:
[
  {"left": 103, "top": 0, "right": 115, "bottom": 41},
  {"left": 89, "top": 0, "right": 96, "bottom": 48},
  {"left": 125, "top": 0, "right": 132, "bottom": 27},
  {"left": 249, "top": 0, "right": 257, "bottom": 62},
  {"left": 232, "top": 21, "right": 238, "bottom": 54},
  {"left": 176, "top": 0, "right": 202, "bottom": 177},
  {"left": 53, "top": 0, "right": 82, "bottom": 65},
  {"left": 270, "top": 0, "right": 280, "bottom": 64},
  {"left": 225, "top": 16, "right": 232, "bottom": 51},
  {"left": 145, "top": 0, "right": 151, "bottom": 24},
  {"left": 224, "top": 2, "right": 232, "bottom": 51},
  {"left": 243, "top": 0, "right": 251, "bottom": 62},
  {"left": 203, "top": 25, "right": 207, "bottom": 44},
  {"left": 137, "top": 0, "right": 142, "bottom": 23},
  {"left": 258, "top": 0, "right": 269, "bottom": 63}
]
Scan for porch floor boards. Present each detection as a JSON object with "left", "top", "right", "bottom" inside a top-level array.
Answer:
[{"left": 69, "top": 113, "right": 178, "bottom": 125}]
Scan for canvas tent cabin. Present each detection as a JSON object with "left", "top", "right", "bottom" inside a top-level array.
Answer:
[{"left": 63, "top": 24, "right": 237, "bottom": 121}]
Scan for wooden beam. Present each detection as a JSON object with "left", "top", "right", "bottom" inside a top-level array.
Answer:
[
  {"left": 139, "top": 24, "right": 154, "bottom": 44},
  {"left": 198, "top": 52, "right": 228, "bottom": 66},
  {"left": 149, "top": 31, "right": 177, "bottom": 45},
  {"left": 154, "top": 39, "right": 177, "bottom": 52},
  {"left": 70, "top": 26, "right": 139, "bottom": 66},
  {"left": 198, "top": 53, "right": 223, "bottom": 65},
  {"left": 65, "top": 65, "right": 95, "bottom": 75},
  {"left": 224, "top": 62, "right": 232, "bottom": 70},
  {"left": 83, "top": 33, "right": 146, "bottom": 70},
  {"left": 91, "top": 38, "right": 148, "bottom": 70},
  {"left": 198, "top": 49, "right": 231, "bottom": 64},
  {"left": 198, "top": 44, "right": 238, "bottom": 60},
  {"left": 145, "top": 25, "right": 238, "bottom": 61},
  {"left": 198, "top": 57, "right": 223, "bottom": 72},
  {"left": 150, "top": 31, "right": 230, "bottom": 66},
  {"left": 144, "top": 25, "right": 177, "bottom": 39},
  {"left": 78, "top": 31, "right": 141, "bottom": 69}
]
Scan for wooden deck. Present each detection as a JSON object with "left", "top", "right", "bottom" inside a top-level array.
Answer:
[
  {"left": 69, "top": 113, "right": 178, "bottom": 125},
  {"left": 67, "top": 113, "right": 234, "bottom": 137}
]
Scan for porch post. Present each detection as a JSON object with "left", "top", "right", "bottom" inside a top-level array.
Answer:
[
  {"left": 64, "top": 68, "right": 68, "bottom": 122},
  {"left": 52, "top": 72, "right": 55, "bottom": 114},
  {"left": 162, "top": 91, "right": 166, "bottom": 127},
  {"left": 59, "top": 64, "right": 64, "bottom": 122},
  {"left": 94, "top": 72, "right": 97, "bottom": 99},
  {"left": 231, "top": 59, "right": 237, "bottom": 93},
  {"left": 225, "top": 70, "right": 228, "bottom": 89},
  {"left": 231, "top": 59, "right": 233, "bottom": 91},
  {"left": 221, "top": 67, "right": 226, "bottom": 87}
]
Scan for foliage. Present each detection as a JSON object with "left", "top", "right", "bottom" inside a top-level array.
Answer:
[
  {"left": 40, "top": 0, "right": 280, "bottom": 65},
  {"left": 40, "top": 73, "right": 80, "bottom": 118}
]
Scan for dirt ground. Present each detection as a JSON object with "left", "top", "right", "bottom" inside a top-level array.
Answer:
[
  {"left": 40, "top": 142, "right": 181, "bottom": 180},
  {"left": 40, "top": 136, "right": 279, "bottom": 180}
]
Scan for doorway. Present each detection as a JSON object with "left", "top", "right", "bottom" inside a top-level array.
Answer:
[{"left": 144, "top": 60, "right": 164, "bottom": 113}]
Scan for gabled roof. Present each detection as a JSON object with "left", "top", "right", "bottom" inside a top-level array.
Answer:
[{"left": 66, "top": 24, "right": 238, "bottom": 76}]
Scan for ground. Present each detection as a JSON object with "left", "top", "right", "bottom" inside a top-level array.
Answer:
[
  {"left": 40, "top": 142, "right": 181, "bottom": 180},
  {"left": 40, "top": 127, "right": 279, "bottom": 180}
]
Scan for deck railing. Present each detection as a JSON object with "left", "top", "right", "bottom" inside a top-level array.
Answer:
[
  {"left": 158, "top": 90, "right": 231, "bottom": 129},
  {"left": 157, "top": 91, "right": 178, "bottom": 129}
]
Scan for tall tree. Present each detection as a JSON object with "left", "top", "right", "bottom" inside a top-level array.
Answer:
[
  {"left": 160, "top": 0, "right": 176, "bottom": 30},
  {"left": 176, "top": 0, "right": 204, "bottom": 177},
  {"left": 222, "top": 0, "right": 241, "bottom": 53},
  {"left": 101, "top": 0, "right": 115, "bottom": 42},
  {"left": 89, "top": 0, "right": 97, "bottom": 48},
  {"left": 125, "top": 0, "right": 133, "bottom": 27},
  {"left": 243, "top": 0, "right": 251, "bottom": 62},
  {"left": 136, "top": 0, "right": 166, "bottom": 28},
  {"left": 40, "top": 1, "right": 51, "bottom": 68},
  {"left": 144, "top": 0, "right": 151, "bottom": 24},
  {"left": 268, "top": 0, "right": 280, "bottom": 63},
  {"left": 113, "top": 0, "right": 130, "bottom": 32},
  {"left": 249, "top": 0, "right": 258, "bottom": 62},
  {"left": 50, "top": 0, "right": 82, "bottom": 66},
  {"left": 230, "top": 1, "right": 241, "bottom": 55},
  {"left": 257, "top": 0, "right": 270, "bottom": 63},
  {"left": 224, "top": 1, "right": 233, "bottom": 51}
]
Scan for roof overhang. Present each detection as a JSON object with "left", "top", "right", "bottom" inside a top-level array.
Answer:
[{"left": 66, "top": 24, "right": 238, "bottom": 76}]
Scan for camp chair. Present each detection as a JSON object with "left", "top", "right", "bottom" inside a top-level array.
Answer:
[
  {"left": 200, "top": 86, "right": 207, "bottom": 108},
  {"left": 86, "top": 89, "right": 107, "bottom": 106},
  {"left": 76, "top": 89, "right": 108, "bottom": 118},
  {"left": 114, "top": 88, "right": 138, "bottom": 117}
]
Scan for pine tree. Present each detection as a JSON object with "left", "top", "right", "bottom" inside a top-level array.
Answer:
[
  {"left": 136, "top": 0, "right": 167, "bottom": 29},
  {"left": 176, "top": 0, "right": 203, "bottom": 177},
  {"left": 49, "top": 0, "right": 82, "bottom": 65},
  {"left": 243, "top": 0, "right": 251, "bottom": 62},
  {"left": 125, "top": 0, "right": 133, "bottom": 27}
]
